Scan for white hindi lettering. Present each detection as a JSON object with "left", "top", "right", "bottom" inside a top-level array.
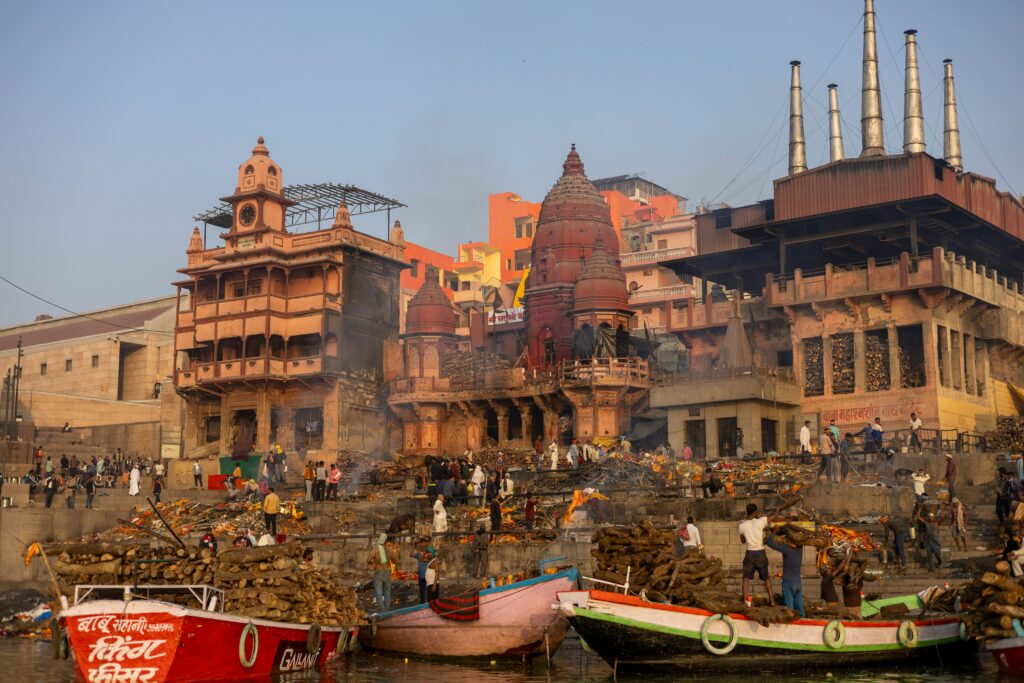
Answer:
[
  {"left": 87, "top": 636, "right": 167, "bottom": 663},
  {"left": 86, "top": 662, "right": 161, "bottom": 683}
]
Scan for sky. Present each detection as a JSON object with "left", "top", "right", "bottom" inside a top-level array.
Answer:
[{"left": 1, "top": 0, "right": 1022, "bottom": 328}]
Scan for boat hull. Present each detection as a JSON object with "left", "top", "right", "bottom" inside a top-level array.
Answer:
[
  {"left": 561, "top": 590, "right": 976, "bottom": 673},
  {"left": 987, "top": 636, "right": 1024, "bottom": 673},
  {"left": 61, "top": 599, "right": 357, "bottom": 682},
  {"left": 359, "top": 568, "right": 578, "bottom": 659}
]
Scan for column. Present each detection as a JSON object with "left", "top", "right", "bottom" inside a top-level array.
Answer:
[
  {"left": 543, "top": 410, "right": 558, "bottom": 443},
  {"left": 853, "top": 329, "right": 866, "bottom": 392},
  {"left": 976, "top": 339, "right": 988, "bottom": 399},
  {"left": 520, "top": 407, "right": 533, "bottom": 443},
  {"left": 822, "top": 334, "right": 833, "bottom": 396},
  {"left": 792, "top": 336, "right": 805, "bottom": 389},
  {"left": 951, "top": 329, "right": 964, "bottom": 391},
  {"left": 922, "top": 323, "right": 937, "bottom": 388},
  {"left": 219, "top": 394, "right": 232, "bottom": 455},
  {"left": 939, "top": 325, "right": 952, "bottom": 388},
  {"left": 496, "top": 406, "right": 509, "bottom": 444},
  {"left": 255, "top": 386, "right": 271, "bottom": 452},
  {"left": 964, "top": 333, "right": 976, "bottom": 395},
  {"left": 887, "top": 323, "right": 902, "bottom": 389}
]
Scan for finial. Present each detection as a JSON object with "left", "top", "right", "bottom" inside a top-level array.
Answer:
[
  {"left": 257, "top": 136, "right": 264, "bottom": 144},
  {"left": 562, "top": 145, "right": 585, "bottom": 176},
  {"left": 571, "top": 143, "right": 576, "bottom": 151}
]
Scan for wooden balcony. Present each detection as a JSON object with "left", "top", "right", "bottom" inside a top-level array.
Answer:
[
  {"left": 174, "top": 354, "right": 337, "bottom": 389},
  {"left": 558, "top": 357, "right": 649, "bottom": 388}
]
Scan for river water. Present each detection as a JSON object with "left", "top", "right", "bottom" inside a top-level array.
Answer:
[{"left": 0, "top": 635, "right": 1008, "bottom": 682}]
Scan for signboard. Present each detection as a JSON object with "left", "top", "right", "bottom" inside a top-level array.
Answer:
[
  {"left": 485, "top": 307, "right": 524, "bottom": 326},
  {"left": 161, "top": 443, "right": 181, "bottom": 460}
]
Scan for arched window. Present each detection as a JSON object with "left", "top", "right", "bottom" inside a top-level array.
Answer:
[
  {"left": 268, "top": 166, "right": 277, "bottom": 176},
  {"left": 245, "top": 165, "right": 254, "bottom": 174}
]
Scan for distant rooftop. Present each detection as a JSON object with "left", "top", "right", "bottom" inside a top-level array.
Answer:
[
  {"left": 193, "top": 183, "right": 406, "bottom": 230},
  {"left": 591, "top": 174, "right": 687, "bottom": 202}
]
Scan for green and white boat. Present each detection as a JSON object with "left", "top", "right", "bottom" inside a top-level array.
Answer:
[{"left": 558, "top": 590, "right": 976, "bottom": 673}]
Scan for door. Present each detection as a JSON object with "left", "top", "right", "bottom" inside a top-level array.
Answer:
[
  {"left": 761, "top": 418, "right": 778, "bottom": 453},
  {"left": 685, "top": 420, "right": 706, "bottom": 460},
  {"left": 717, "top": 417, "right": 737, "bottom": 459}
]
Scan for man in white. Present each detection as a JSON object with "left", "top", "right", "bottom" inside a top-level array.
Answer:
[
  {"left": 500, "top": 472, "right": 514, "bottom": 499},
  {"left": 128, "top": 465, "right": 141, "bottom": 496},
  {"left": 192, "top": 461, "right": 203, "bottom": 489},
  {"left": 738, "top": 503, "right": 774, "bottom": 606},
  {"left": 548, "top": 440, "right": 559, "bottom": 471},
  {"left": 154, "top": 460, "right": 165, "bottom": 478},
  {"left": 470, "top": 465, "right": 486, "bottom": 506},
  {"left": 909, "top": 412, "right": 923, "bottom": 453},
  {"left": 799, "top": 421, "right": 812, "bottom": 454},
  {"left": 678, "top": 515, "right": 702, "bottom": 556},
  {"left": 912, "top": 468, "right": 930, "bottom": 501},
  {"left": 432, "top": 494, "right": 448, "bottom": 534}
]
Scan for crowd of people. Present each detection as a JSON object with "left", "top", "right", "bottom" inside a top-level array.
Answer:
[{"left": 23, "top": 445, "right": 166, "bottom": 509}]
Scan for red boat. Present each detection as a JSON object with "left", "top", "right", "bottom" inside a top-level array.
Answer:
[
  {"left": 58, "top": 584, "right": 358, "bottom": 682},
  {"left": 987, "top": 636, "right": 1024, "bottom": 673}
]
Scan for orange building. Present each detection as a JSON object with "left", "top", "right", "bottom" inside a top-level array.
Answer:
[{"left": 396, "top": 232, "right": 456, "bottom": 332}]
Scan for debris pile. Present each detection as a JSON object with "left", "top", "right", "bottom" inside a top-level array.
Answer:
[
  {"left": 927, "top": 564, "right": 1023, "bottom": 641},
  {"left": 986, "top": 417, "right": 1024, "bottom": 452},
  {"left": 87, "top": 500, "right": 309, "bottom": 543}
]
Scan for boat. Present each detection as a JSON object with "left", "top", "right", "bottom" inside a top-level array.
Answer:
[
  {"left": 58, "top": 584, "right": 358, "bottom": 682},
  {"left": 986, "top": 636, "right": 1024, "bottom": 673},
  {"left": 559, "top": 589, "right": 976, "bottom": 672},
  {"left": 359, "top": 567, "right": 580, "bottom": 659}
]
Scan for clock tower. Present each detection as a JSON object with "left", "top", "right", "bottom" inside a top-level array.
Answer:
[{"left": 221, "top": 136, "right": 294, "bottom": 235}]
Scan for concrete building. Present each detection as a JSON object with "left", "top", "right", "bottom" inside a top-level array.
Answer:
[{"left": 173, "top": 138, "right": 407, "bottom": 458}]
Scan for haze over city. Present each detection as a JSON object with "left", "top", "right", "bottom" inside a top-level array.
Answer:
[{"left": 1, "top": 0, "right": 1021, "bottom": 326}]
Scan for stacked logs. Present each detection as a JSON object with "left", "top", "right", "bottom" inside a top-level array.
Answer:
[
  {"left": 865, "top": 332, "right": 891, "bottom": 391},
  {"left": 50, "top": 542, "right": 361, "bottom": 626},
  {"left": 803, "top": 338, "right": 824, "bottom": 396},
  {"left": 927, "top": 563, "right": 1023, "bottom": 640},
  {"left": 831, "top": 334, "right": 855, "bottom": 394},
  {"left": 986, "top": 417, "right": 1024, "bottom": 452},
  {"left": 590, "top": 521, "right": 797, "bottom": 626}
]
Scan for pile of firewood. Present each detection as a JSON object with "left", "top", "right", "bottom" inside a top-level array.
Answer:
[
  {"left": 590, "top": 521, "right": 798, "bottom": 626},
  {"left": 986, "top": 416, "right": 1024, "bottom": 452},
  {"left": 832, "top": 333, "right": 855, "bottom": 394},
  {"left": 803, "top": 338, "right": 824, "bottom": 396},
  {"left": 865, "top": 332, "right": 891, "bottom": 391},
  {"left": 50, "top": 541, "right": 362, "bottom": 626},
  {"left": 926, "top": 563, "right": 1022, "bottom": 640}
]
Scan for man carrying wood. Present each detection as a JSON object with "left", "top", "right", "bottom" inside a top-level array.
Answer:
[
  {"left": 766, "top": 530, "right": 805, "bottom": 617},
  {"left": 368, "top": 532, "right": 396, "bottom": 612},
  {"left": 471, "top": 525, "right": 489, "bottom": 578},
  {"left": 738, "top": 503, "right": 774, "bottom": 606},
  {"left": 263, "top": 487, "right": 281, "bottom": 537}
]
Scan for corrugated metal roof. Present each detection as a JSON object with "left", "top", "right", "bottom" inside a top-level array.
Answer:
[{"left": 0, "top": 303, "right": 174, "bottom": 352}]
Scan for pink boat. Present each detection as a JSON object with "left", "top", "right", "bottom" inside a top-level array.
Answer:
[{"left": 358, "top": 567, "right": 579, "bottom": 659}]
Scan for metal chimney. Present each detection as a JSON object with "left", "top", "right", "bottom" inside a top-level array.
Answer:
[
  {"left": 902, "top": 30, "right": 926, "bottom": 153},
  {"left": 788, "top": 60, "right": 807, "bottom": 175},
  {"left": 860, "top": 0, "right": 885, "bottom": 156},
  {"left": 943, "top": 59, "right": 963, "bottom": 171},
  {"left": 827, "top": 84, "right": 845, "bottom": 162}
]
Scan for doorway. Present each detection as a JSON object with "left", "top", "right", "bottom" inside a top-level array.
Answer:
[
  {"left": 685, "top": 420, "right": 706, "bottom": 460},
  {"left": 717, "top": 417, "right": 738, "bottom": 459},
  {"left": 761, "top": 418, "right": 778, "bottom": 454},
  {"left": 294, "top": 407, "right": 323, "bottom": 450},
  {"left": 231, "top": 410, "right": 256, "bottom": 459}
]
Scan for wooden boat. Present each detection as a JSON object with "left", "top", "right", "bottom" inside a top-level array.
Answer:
[
  {"left": 986, "top": 636, "right": 1024, "bottom": 673},
  {"left": 359, "top": 567, "right": 579, "bottom": 659},
  {"left": 559, "top": 589, "right": 976, "bottom": 672},
  {"left": 58, "top": 584, "right": 358, "bottom": 682}
]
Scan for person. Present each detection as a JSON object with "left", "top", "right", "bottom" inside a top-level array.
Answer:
[
  {"left": 326, "top": 464, "right": 342, "bottom": 500},
  {"left": 817, "top": 428, "right": 836, "bottom": 482},
  {"left": 567, "top": 439, "right": 580, "bottom": 470},
  {"left": 232, "top": 532, "right": 252, "bottom": 548},
  {"left": 453, "top": 478, "right": 469, "bottom": 506},
  {"left": 997, "top": 468, "right": 1013, "bottom": 524},
  {"left": 45, "top": 456, "right": 54, "bottom": 475},
  {"left": 676, "top": 515, "right": 702, "bottom": 557},
  {"left": 738, "top": 503, "right": 774, "bottom": 606},
  {"left": 302, "top": 460, "right": 315, "bottom": 502},
  {"left": 43, "top": 472, "right": 59, "bottom": 508},
  {"left": 524, "top": 492, "right": 537, "bottom": 536},
  {"left": 820, "top": 552, "right": 846, "bottom": 607},
  {"left": 869, "top": 417, "right": 884, "bottom": 454},
  {"left": 766, "top": 531, "right": 805, "bottom": 617},
  {"left": 129, "top": 464, "right": 141, "bottom": 496},
  {"left": 838, "top": 433, "right": 855, "bottom": 482},
  {"left": 839, "top": 551, "right": 865, "bottom": 616},
  {"left": 909, "top": 412, "right": 923, "bottom": 453},
  {"left": 950, "top": 497, "right": 968, "bottom": 551},
  {"left": 84, "top": 475, "right": 96, "bottom": 509},
  {"left": 152, "top": 475, "right": 163, "bottom": 504},
  {"left": 232, "top": 463, "right": 242, "bottom": 481},
  {"left": 827, "top": 420, "right": 840, "bottom": 448},
  {"left": 263, "top": 487, "right": 280, "bottom": 537},
  {"left": 944, "top": 453, "right": 957, "bottom": 502},
  {"left": 799, "top": 421, "right": 812, "bottom": 455},
  {"left": 880, "top": 515, "right": 907, "bottom": 570},
  {"left": 489, "top": 496, "right": 502, "bottom": 534},
  {"left": 472, "top": 525, "right": 490, "bottom": 578},
  {"left": 701, "top": 467, "right": 724, "bottom": 498},
  {"left": 411, "top": 546, "right": 434, "bottom": 604},
  {"left": 154, "top": 460, "right": 165, "bottom": 479},
  {"left": 62, "top": 421, "right": 72, "bottom": 433},
  {"left": 485, "top": 474, "right": 498, "bottom": 505},
  {"left": 65, "top": 473, "right": 78, "bottom": 509},
  {"left": 918, "top": 510, "right": 943, "bottom": 573},
  {"left": 368, "top": 532, "right": 396, "bottom": 612},
  {"left": 911, "top": 468, "right": 930, "bottom": 502},
  {"left": 192, "top": 461, "right": 203, "bottom": 489},
  {"left": 245, "top": 478, "right": 260, "bottom": 502},
  {"left": 315, "top": 461, "right": 327, "bottom": 501},
  {"left": 500, "top": 472, "right": 514, "bottom": 499},
  {"left": 425, "top": 551, "right": 440, "bottom": 601},
  {"left": 548, "top": 440, "right": 559, "bottom": 470},
  {"left": 199, "top": 527, "right": 219, "bottom": 554},
  {"left": 682, "top": 441, "right": 694, "bottom": 461},
  {"left": 470, "top": 466, "right": 486, "bottom": 505},
  {"left": 432, "top": 494, "right": 448, "bottom": 534},
  {"left": 273, "top": 443, "right": 287, "bottom": 484}
]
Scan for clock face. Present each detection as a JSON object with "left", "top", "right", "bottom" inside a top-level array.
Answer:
[{"left": 239, "top": 204, "right": 256, "bottom": 226}]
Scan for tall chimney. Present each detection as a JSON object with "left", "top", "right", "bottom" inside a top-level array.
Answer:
[
  {"left": 943, "top": 59, "right": 963, "bottom": 171},
  {"left": 902, "top": 30, "right": 926, "bottom": 154},
  {"left": 827, "top": 84, "right": 845, "bottom": 162},
  {"left": 788, "top": 60, "right": 807, "bottom": 175},
  {"left": 860, "top": 0, "right": 885, "bottom": 157}
]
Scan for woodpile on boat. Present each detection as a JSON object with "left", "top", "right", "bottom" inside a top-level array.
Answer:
[
  {"left": 49, "top": 541, "right": 362, "bottom": 626},
  {"left": 926, "top": 563, "right": 1024, "bottom": 641},
  {"left": 986, "top": 417, "right": 1024, "bottom": 452},
  {"left": 590, "top": 521, "right": 798, "bottom": 626}
]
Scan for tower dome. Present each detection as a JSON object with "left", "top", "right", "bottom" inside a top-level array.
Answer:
[
  {"left": 405, "top": 265, "right": 455, "bottom": 336},
  {"left": 573, "top": 239, "right": 630, "bottom": 313},
  {"left": 236, "top": 136, "right": 284, "bottom": 196}
]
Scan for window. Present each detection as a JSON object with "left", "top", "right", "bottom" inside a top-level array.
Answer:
[
  {"left": 91, "top": 355, "right": 99, "bottom": 368},
  {"left": 232, "top": 282, "right": 244, "bottom": 298},
  {"left": 646, "top": 234, "right": 653, "bottom": 242},
  {"left": 268, "top": 166, "right": 278, "bottom": 176},
  {"left": 526, "top": 223, "right": 533, "bottom": 238},
  {"left": 657, "top": 239, "right": 668, "bottom": 249},
  {"left": 409, "top": 259, "right": 419, "bottom": 278},
  {"left": 65, "top": 359, "right": 73, "bottom": 372},
  {"left": 245, "top": 165, "right": 254, "bottom": 174},
  {"left": 714, "top": 211, "right": 732, "bottom": 229},
  {"left": 246, "top": 279, "right": 262, "bottom": 296},
  {"left": 40, "top": 363, "right": 47, "bottom": 376},
  {"left": 461, "top": 281, "right": 470, "bottom": 291},
  {"left": 506, "top": 258, "right": 512, "bottom": 272},
  {"left": 514, "top": 249, "right": 531, "bottom": 271},
  {"left": 514, "top": 216, "right": 534, "bottom": 239}
]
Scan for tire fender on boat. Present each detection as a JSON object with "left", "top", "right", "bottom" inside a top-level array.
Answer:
[
  {"left": 307, "top": 624, "right": 322, "bottom": 654},
  {"left": 959, "top": 621, "right": 969, "bottom": 641},
  {"left": 898, "top": 620, "right": 919, "bottom": 648},
  {"left": 823, "top": 620, "right": 846, "bottom": 649},
  {"left": 700, "top": 614, "right": 738, "bottom": 655},
  {"left": 239, "top": 623, "right": 259, "bottom": 668}
]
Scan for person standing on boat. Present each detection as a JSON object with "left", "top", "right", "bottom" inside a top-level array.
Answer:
[
  {"left": 368, "top": 532, "right": 396, "bottom": 612},
  {"left": 738, "top": 503, "right": 774, "bottom": 606},
  {"left": 766, "top": 531, "right": 805, "bottom": 617},
  {"left": 432, "top": 494, "right": 448, "bottom": 534},
  {"left": 411, "top": 546, "right": 435, "bottom": 603}
]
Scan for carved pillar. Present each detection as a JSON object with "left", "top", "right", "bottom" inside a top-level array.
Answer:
[
  {"left": 219, "top": 394, "right": 232, "bottom": 455},
  {"left": 496, "top": 406, "right": 510, "bottom": 444},
  {"left": 543, "top": 410, "right": 559, "bottom": 444},
  {"left": 822, "top": 334, "right": 833, "bottom": 396},
  {"left": 887, "top": 323, "right": 902, "bottom": 389},
  {"left": 519, "top": 405, "right": 533, "bottom": 443},
  {"left": 940, "top": 325, "right": 952, "bottom": 388},
  {"left": 255, "top": 385, "right": 271, "bottom": 452},
  {"left": 853, "top": 329, "right": 866, "bottom": 392},
  {"left": 964, "top": 333, "right": 976, "bottom": 395}
]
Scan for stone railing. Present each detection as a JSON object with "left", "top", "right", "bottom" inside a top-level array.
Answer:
[{"left": 621, "top": 247, "right": 693, "bottom": 266}]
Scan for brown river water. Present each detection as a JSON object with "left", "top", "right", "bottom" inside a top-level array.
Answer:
[{"left": 0, "top": 635, "right": 1008, "bottom": 682}]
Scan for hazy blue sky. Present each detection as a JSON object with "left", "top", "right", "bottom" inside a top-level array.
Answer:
[{"left": 1, "top": 0, "right": 1021, "bottom": 327}]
